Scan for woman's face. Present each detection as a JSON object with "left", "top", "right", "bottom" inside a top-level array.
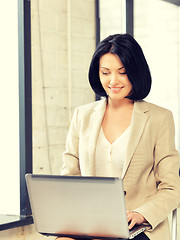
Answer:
[{"left": 99, "top": 53, "right": 133, "bottom": 101}]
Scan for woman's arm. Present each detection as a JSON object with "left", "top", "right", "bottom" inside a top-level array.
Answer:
[
  {"left": 61, "top": 108, "right": 81, "bottom": 176},
  {"left": 133, "top": 110, "right": 180, "bottom": 230}
]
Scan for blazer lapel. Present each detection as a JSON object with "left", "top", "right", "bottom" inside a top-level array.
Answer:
[
  {"left": 122, "top": 101, "right": 149, "bottom": 178},
  {"left": 88, "top": 99, "right": 107, "bottom": 175}
]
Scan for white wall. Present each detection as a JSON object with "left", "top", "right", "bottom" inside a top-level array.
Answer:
[{"left": 31, "top": 0, "right": 95, "bottom": 175}]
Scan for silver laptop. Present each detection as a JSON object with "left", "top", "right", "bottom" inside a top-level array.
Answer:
[{"left": 25, "top": 174, "right": 146, "bottom": 239}]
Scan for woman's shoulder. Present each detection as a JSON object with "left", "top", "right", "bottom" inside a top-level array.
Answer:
[
  {"left": 76, "top": 98, "right": 106, "bottom": 114},
  {"left": 138, "top": 100, "right": 173, "bottom": 122},
  {"left": 139, "top": 100, "right": 172, "bottom": 114}
]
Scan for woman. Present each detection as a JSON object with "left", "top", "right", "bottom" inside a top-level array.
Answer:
[{"left": 59, "top": 34, "right": 180, "bottom": 240}]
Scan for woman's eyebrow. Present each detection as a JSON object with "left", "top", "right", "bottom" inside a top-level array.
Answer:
[
  {"left": 100, "top": 67, "right": 110, "bottom": 70},
  {"left": 100, "top": 66, "right": 125, "bottom": 70}
]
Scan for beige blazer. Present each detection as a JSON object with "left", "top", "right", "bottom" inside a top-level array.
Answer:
[{"left": 61, "top": 98, "right": 180, "bottom": 240}]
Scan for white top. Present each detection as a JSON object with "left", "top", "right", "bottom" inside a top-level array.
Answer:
[{"left": 95, "top": 126, "right": 131, "bottom": 178}]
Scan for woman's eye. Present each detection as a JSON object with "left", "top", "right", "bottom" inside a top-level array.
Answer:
[
  {"left": 120, "top": 72, "right": 127, "bottom": 75},
  {"left": 102, "top": 72, "right": 109, "bottom": 75}
]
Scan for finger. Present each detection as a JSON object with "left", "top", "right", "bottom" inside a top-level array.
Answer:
[
  {"left": 127, "top": 211, "right": 134, "bottom": 222},
  {"left": 127, "top": 215, "right": 131, "bottom": 223},
  {"left": 127, "top": 215, "right": 132, "bottom": 223},
  {"left": 128, "top": 218, "right": 137, "bottom": 230},
  {"left": 131, "top": 211, "right": 145, "bottom": 225}
]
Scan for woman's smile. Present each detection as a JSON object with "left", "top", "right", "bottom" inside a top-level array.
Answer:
[
  {"left": 108, "top": 86, "right": 124, "bottom": 93},
  {"left": 99, "top": 53, "right": 133, "bottom": 102}
]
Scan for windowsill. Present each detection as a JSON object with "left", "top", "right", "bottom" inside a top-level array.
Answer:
[{"left": 0, "top": 215, "right": 33, "bottom": 231}]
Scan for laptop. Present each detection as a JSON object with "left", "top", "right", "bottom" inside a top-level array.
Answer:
[{"left": 25, "top": 174, "right": 146, "bottom": 239}]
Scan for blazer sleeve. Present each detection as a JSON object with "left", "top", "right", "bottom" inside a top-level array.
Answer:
[
  {"left": 61, "top": 108, "right": 81, "bottom": 176},
  {"left": 134, "top": 110, "right": 180, "bottom": 230}
]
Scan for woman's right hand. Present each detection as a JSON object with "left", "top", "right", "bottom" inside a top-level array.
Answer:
[{"left": 127, "top": 211, "right": 147, "bottom": 229}]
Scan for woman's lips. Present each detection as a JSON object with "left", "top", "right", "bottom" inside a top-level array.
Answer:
[{"left": 108, "top": 86, "right": 123, "bottom": 92}]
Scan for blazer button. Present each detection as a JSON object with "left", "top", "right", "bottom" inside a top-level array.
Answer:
[{"left": 124, "top": 191, "right": 127, "bottom": 196}]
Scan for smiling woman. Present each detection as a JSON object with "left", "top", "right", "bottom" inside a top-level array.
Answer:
[
  {"left": 89, "top": 34, "right": 151, "bottom": 101},
  {"left": 60, "top": 33, "right": 180, "bottom": 240}
]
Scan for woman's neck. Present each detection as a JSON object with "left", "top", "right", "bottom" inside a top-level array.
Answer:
[{"left": 107, "top": 97, "right": 134, "bottom": 110}]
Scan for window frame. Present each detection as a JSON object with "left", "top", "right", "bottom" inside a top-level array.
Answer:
[
  {"left": 0, "top": 0, "right": 33, "bottom": 231},
  {"left": 19, "top": 0, "right": 32, "bottom": 218},
  {"left": 162, "top": 0, "right": 180, "bottom": 6}
]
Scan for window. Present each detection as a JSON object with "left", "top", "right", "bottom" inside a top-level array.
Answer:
[{"left": 0, "top": 0, "right": 33, "bottom": 230}]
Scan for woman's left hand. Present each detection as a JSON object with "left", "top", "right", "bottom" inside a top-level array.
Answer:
[{"left": 127, "top": 211, "right": 147, "bottom": 230}]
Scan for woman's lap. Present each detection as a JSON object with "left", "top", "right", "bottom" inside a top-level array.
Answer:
[
  {"left": 133, "top": 232, "right": 150, "bottom": 240},
  {"left": 57, "top": 232, "right": 150, "bottom": 240}
]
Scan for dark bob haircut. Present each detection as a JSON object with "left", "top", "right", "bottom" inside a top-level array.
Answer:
[{"left": 88, "top": 34, "right": 152, "bottom": 100}]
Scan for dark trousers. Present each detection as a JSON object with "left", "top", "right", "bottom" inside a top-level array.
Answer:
[
  {"left": 133, "top": 232, "right": 150, "bottom": 240},
  {"left": 75, "top": 233, "right": 150, "bottom": 240}
]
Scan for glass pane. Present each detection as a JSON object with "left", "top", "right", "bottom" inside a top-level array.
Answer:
[
  {"left": 134, "top": 0, "right": 180, "bottom": 148},
  {"left": 99, "top": 0, "right": 126, "bottom": 40},
  {"left": 0, "top": 0, "right": 20, "bottom": 215}
]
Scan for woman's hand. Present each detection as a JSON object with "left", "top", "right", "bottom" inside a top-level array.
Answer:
[
  {"left": 127, "top": 211, "right": 147, "bottom": 230},
  {"left": 56, "top": 212, "right": 147, "bottom": 239}
]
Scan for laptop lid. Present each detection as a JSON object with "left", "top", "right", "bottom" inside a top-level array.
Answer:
[{"left": 25, "top": 174, "right": 143, "bottom": 239}]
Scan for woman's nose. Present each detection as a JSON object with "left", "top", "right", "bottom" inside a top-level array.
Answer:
[{"left": 110, "top": 74, "right": 119, "bottom": 85}]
